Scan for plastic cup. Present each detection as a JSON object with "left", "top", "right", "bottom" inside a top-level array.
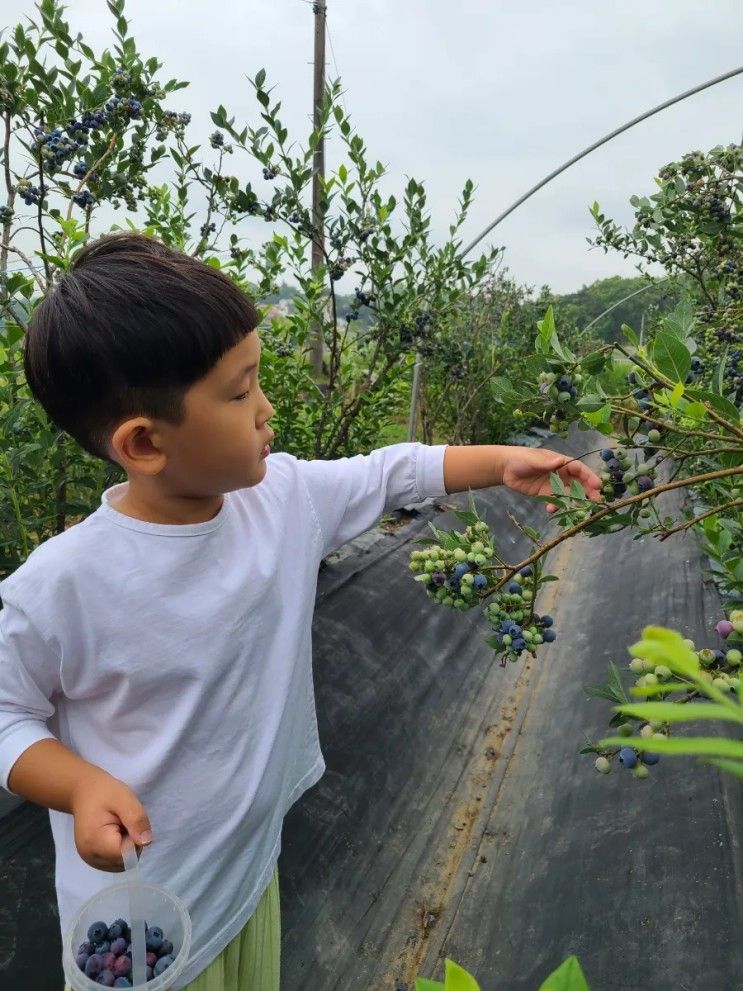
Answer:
[{"left": 62, "top": 838, "right": 192, "bottom": 991}]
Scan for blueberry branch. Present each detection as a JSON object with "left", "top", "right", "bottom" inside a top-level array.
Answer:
[
  {"left": 657, "top": 498, "right": 743, "bottom": 541},
  {"left": 480, "top": 464, "right": 743, "bottom": 599},
  {"left": 613, "top": 343, "right": 743, "bottom": 441},
  {"left": 65, "top": 131, "right": 119, "bottom": 224},
  {"left": 609, "top": 405, "right": 730, "bottom": 443}
]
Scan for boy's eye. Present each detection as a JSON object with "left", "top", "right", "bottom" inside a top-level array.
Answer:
[{"left": 234, "top": 390, "right": 250, "bottom": 401}]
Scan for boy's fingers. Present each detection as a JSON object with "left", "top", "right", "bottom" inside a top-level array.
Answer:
[{"left": 119, "top": 802, "right": 153, "bottom": 848}]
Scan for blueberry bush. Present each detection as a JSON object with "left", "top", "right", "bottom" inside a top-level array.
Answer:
[
  {"left": 415, "top": 274, "right": 584, "bottom": 446},
  {"left": 409, "top": 287, "right": 743, "bottom": 783},
  {"left": 0, "top": 0, "right": 496, "bottom": 578}
]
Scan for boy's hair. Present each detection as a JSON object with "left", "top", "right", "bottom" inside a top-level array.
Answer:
[{"left": 23, "top": 232, "right": 260, "bottom": 465}]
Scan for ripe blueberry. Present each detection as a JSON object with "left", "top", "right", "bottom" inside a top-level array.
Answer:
[
  {"left": 154, "top": 954, "right": 175, "bottom": 976},
  {"left": 88, "top": 922, "right": 108, "bottom": 944},
  {"left": 619, "top": 747, "right": 638, "bottom": 768}
]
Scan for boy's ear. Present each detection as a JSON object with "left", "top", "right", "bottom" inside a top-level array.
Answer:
[{"left": 109, "top": 417, "right": 167, "bottom": 475}]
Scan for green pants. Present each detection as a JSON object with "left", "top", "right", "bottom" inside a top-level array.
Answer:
[{"left": 65, "top": 863, "right": 281, "bottom": 991}]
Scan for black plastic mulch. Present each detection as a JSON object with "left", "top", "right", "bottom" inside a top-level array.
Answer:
[{"left": 2, "top": 429, "right": 742, "bottom": 991}]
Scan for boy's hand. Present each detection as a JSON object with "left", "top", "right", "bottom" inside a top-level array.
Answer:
[
  {"left": 70, "top": 770, "right": 153, "bottom": 872},
  {"left": 500, "top": 447, "right": 602, "bottom": 512}
]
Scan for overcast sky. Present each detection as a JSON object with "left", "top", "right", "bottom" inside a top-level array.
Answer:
[{"left": 4, "top": 0, "right": 743, "bottom": 293}]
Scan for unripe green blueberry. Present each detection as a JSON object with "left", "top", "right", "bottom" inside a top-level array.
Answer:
[
  {"left": 683, "top": 638, "right": 696, "bottom": 650},
  {"left": 729, "top": 678, "right": 740, "bottom": 690},
  {"left": 618, "top": 723, "right": 633, "bottom": 737},
  {"left": 627, "top": 481, "right": 640, "bottom": 496},
  {"left": 474, "top": 554, "right": 487, "bottom": 566},
  {"left": 641, "top": 658, "right": 655, "bottom": 673},
  {"left": 653, "top": 732, "right": 667, "bottom": 740},
  {"left": 726, "top": 649, "right": 742, "bottom": 667},
  {"left": 513, "top": 573, "right": 524, "bottom": 585},
  {"left": 654, "top": 665, "right": 672, "bottom": 681},
  {"left": 595, "top": 756, "right": 611, "bottom": 774},
  {"left": 425, "top": 560, "right": 436, "bottom": 573},
  {"left": 636, "top": 675, "right": 647, "bottom": 687},
  {"left": 647, "top": 428, "right": 661, "bottom": 443},
  {"left": 640, "top": 724, "right": 654, "bottom": 738},
  {"left": 521, "top": 589, "right": 533, "bottom": 601},
  {"left": 698, "top": 648, "right": 716, "bottom": 668},
  {"left": 650, "top": 720, "right": 664, "bottom": 731},
  {"left": 460, "top": 585, "right": 473, "bottom": 598},
  {"left": 418, "top": 573, "right": 432, "bottom": 584},
  {"left": 713, "top": 677, "right": 732, "bottom": 691},
  {"left": 443, "top": 595, "right": 454, "bottom": 606},
  {"left": 644, "top": 673, "right": 658, "bottom": 686},
  {"left": 639, "top": 508, "right": 652, "bottom": 519},
  {"left": 409, "top": 561, "right": 421, "bottom": 572},
  {"left": 558, "top": 390, "right": 572, "bottom": 403},
  {"left": 522, "top": 630, "right": 533, "bottom": 642},
  {"left": 461, "top": 573, "right": 474, "bottom": 586},
  {"left": 475, "top": 521, "right": 489, "bottom": 534},
  {"left": 467, "top": 552, "right": 477, "bottom": 562},
  {"left": 633, "top": 764, "right": 650, "bottom": 779},
  {"left": 533, "top": 634, "right": 543, "bottom": 644},
  {"left": 471, "top": 541, "right": 484, "bottom": 553},
  {"left": 502, "top": 634, "right": 512, "bottom": 646},
  {"left": 629, "top": 658, "right": 645, "bottom": 674},
  {"left": 454, "top": 548, "right": 467, "bottom": 562}
]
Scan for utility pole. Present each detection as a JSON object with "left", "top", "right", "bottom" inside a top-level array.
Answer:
[{"left": 310, "top": 1, "right": 327, "bottom": 378}]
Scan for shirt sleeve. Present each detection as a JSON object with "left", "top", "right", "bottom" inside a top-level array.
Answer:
[
  {"left": 297, "top": 441, "right": 449, "bottom": 559},
  {"left": 0, "top": 598, "right": 60, "bottom": 794}
]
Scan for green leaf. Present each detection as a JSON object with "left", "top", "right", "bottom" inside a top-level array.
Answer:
[
  {"left": 255, "top": 68, "right": 266, "bottom": 88},
  {"left": 615, "top": 702, "right": 741, "bottom": 724},
  {"left": 685, "top": 388, "right": 740, "bottom": 423},
  {"left": 599, "top": 735, "right": 743, "bottom": 759},
  {"left": 652, "top": 331, "right": 691, "bottom": 383},
  {"left": 621, "top": 323, "right": 639, "bottom": 347},
  {"left": 550, "top": 473, "right": 567, "bottom": 497},
  {"left": 580, "top": 350, "right": 608, "bottom": 375},
  {"left": 444, "top": 959, "right": 481, "bottom": 991},
  {"left": 538, "top": 955, "right": 590, "bottom": 991},
  {"left": 713, "top": 348, "right": 728, "bottom": 397}
]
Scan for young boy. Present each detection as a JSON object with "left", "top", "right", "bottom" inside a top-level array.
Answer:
[{"left": 0, "top": 232, "right": 600, "bottom": 990}]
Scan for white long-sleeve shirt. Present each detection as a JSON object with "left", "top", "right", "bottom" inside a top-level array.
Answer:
[{"left": 0, "top": 442, "right": 447, "bottom": 988}]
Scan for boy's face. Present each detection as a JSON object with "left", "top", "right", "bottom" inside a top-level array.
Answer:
[{"left": 110, "top": 329, "right": 275, "bottom": 497}]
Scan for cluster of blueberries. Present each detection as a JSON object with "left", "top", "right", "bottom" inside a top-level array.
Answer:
[
  {"left": 75, "top": 917, "right": 176, "bottom": 986},
  {"left": 262, "top": 164, "right": 281, "bottom": 180},
  {"left": 599, "top": 446, "right": 656, "bottom": 500},
  {"left": 200, "top": 221, "right": 216, "bottom": 238},
  {"left": 329, "top": 256, "right": 354, "bottom": 282},
  {"left": 72, "top": 189, "right": 96, "bottom": 209},
  {"left": 484, "top": 566, "right": 557, "bottom": 661},
  {"left": 210, "top": 130, "right": 225, "bottom": 149},
  {"left": 104, "top": 96, "right": 142, "bottom": 119},
  {"left": 16, "top": 181, "right": 42, "bottom": 206},
  {"left": 595, "top": 614, "right": 743, "bottom": 778},
  {"left": 725, "top": 349, "right": 743, "bottom": 405}
]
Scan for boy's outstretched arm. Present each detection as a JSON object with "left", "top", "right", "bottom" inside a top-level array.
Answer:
[{"left": 443, "top": 444, "right": 601, "bottom": 508}]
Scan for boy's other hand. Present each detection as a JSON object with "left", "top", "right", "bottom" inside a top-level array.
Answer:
[
  {"left": 70, "top": 770, "right": 153, "bottom": 872},
  {"left": 501, "top": 447, "right": 602, "bottom": 513}
]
